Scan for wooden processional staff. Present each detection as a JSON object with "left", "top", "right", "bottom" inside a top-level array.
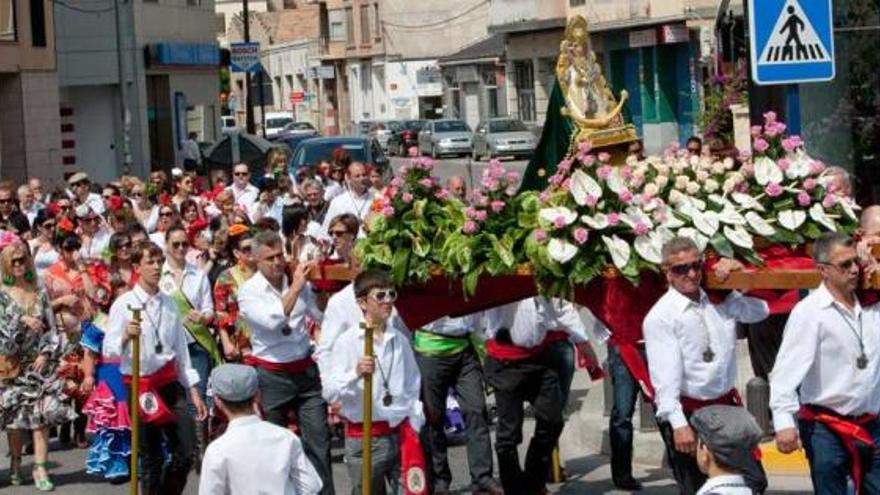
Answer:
[
  {"left": 361, "top": 321, "right": 374, "bottom": 495},
  {"left": 127, "top": 305, "right": 143, "bottom": 495}
]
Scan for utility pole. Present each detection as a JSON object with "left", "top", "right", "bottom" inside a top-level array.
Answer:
[
  {"left": 114, "top": 0, "right": 132, "bottom": 175},
  {"left": 243, "top": 0, "right": 255, "bottom": 134}
]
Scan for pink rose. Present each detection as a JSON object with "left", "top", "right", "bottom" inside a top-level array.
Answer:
[
  {"left": 633, "top": 222, "right": 650, "bottom": 236},
  {"left": 418, "top": 178, "right": 433, "bottom": 188},
  {"left": 556, "top": 160, "right": 572, "bottom": 173},
  {"left": 763, "top": 111, "right": 777, "bottom": 124},
  {"left": 483, "top": 178, "right": 500, "bottom": 191},
  {"left": 598, "top": 152, "right": 611, "bottom": 163},
  {"left": 382, "top": 205, "right": 395, "bottom": 218},
  {"left": 401, "top": 192, "right": 413, "bottom": 203},
  {"left": 573, "top": 227, "right": 589, "bottom": 245},
  {"left": 539, "top": 190, "right": 551, "bottom": 203},
  {"left": 434, "top": 189, "right": 450, "bottom": 200},
  {"left": 585, "top": 194, "right": 599, "bottom": 207},
  {"left": 781, "top": 138, "right": 798, "bottom": 153},
  {"left": 553, "top": 216, "right": 567, "bottom": 229},
  {"left": 390, "top": 177, "right": 403, "bottom": 188},
  {"left": 822, "top": 195, "right": 836, "bottom": 209},
  {"left": 797, "top": 191, "right": 812, "bottom": 207},
  {"left": 753, "top": 138, "right": 770, "bottom": 153},
  {"left": 803, "top": 178, "right": 817, "bottom": 191},
  {"left": 506, "top": 171, "right": 520, "bottom": 184},
  {"left": 607, "top": 212, "right": 621, "bottom": 226},
  {"left": 619, "top": 188, "right": 634, "bottom": 204},
  {"left": 777, "top": 158, "right": 789, "bottom": 171},
  {"left": 505, "top": 186, "right": 517, "bottom": 197},
  {"left": 810, "top": 161, "right": 826, "bottom": 175},
  {"left": 765, "top": 182, "right": 783, "bottom": 197},
  {"left": 534, "top": 228, "right": 548, "bottom": 242},
  {"left": 462, "top": 220, "right": 479, "bottom": 234},
  {"left": 577, "top": 141, "right": 592, "bottom": 155},
  {"left": 750, "top": 125, "right": 763, "bottom": 137},
  {"left": 740, "top": 163, "right": 755, "bottom": 178},
  {"left": 597, "top": 165, "right": 613, "bottom": 179},
  {"left": 474, "top": 210, "right": 488, "bottom": 222},
  {"left": 490, "top": 200, "right": 505, "bottom": 213}
]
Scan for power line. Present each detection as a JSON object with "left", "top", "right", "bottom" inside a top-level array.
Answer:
[
  {"left": 382, "top": 0, "right": 488, "bottom": 30},
  {"left": 50, "top": 0, "right": 117, "bottom": 14}
]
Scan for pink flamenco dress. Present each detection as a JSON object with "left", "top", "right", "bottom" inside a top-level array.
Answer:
[{"left": 80, "top": 319, "right": 131, "bottom": 480}]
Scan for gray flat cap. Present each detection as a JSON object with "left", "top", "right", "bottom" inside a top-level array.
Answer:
[
  {"left": 211, "top": 364, "right": 259, "bottom": 402},
  {"left": 691, "top": 405, "right": 763, "bottom": 472}
]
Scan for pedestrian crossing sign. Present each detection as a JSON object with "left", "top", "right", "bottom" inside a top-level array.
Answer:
[{"left": 748, "top": 0, "right": 835, "bottom": 85}]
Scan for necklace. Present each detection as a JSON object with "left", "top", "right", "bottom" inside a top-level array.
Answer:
[
  {"left": 346, "top": 190, "right": 370, "bottom": 219},
  {"left": 135, "top": 291, "right": 165, "bottom": 354},
  {"left": 832, "top": 304, "right": 868, "bottom": 370},
  {"left": 692, "top": 303, "right": 716, "bottom": 363},
  {"left": 374, "top": 334, "right": 396, "bottom": 407}
]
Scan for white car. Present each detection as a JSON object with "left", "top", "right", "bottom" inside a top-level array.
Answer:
[{"left": 263, "top": 112, "right": 294, "bottom": 138}]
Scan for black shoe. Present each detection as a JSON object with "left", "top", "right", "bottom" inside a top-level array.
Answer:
[
  {"left": 613, "top": 477, "right": 643, "bottom": 491},
  {"left": 434, "top": 480, "right": 451, "bottom": 495}
]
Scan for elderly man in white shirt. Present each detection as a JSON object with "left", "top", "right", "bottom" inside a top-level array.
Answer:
[
  {"left": 321, "top": 161, "right": 374, "bottom": 236},
  {"left": 483, "top": 296, "right": 597, "bottom": 495},
  {"left": 770, "top": 232, "right": 880, "bottom": 495},
  {"left": 644, "top": 236, "right": 769, "bottom": 495},
  {"left": 237, "top": 231, "right": 334, "bottom": 494},
  {"left": 199, "top": 364, "right": 322, "bottom": 495},
  {"left": 226, "top": 163, "right": 260, "bottom": 212},
  {"left": 105, "top": 241, "right": 207, "bottom": 495}
]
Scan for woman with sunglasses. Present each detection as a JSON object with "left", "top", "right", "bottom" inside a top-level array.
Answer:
[
  {"left": 326, "top": 213, "right": 360, "bottom": 269},
  {"left": 108, "top": 232, "right": 137, "bottom": 294},
  {"left": 212, "top": 224, "right": 257, "bottom": 362},
  {"left": 150, "top": 204, "right": 179, "bottom": 247},
  {"left": 28, "top": 209, "right": 60, "bottom": 279},
  {"left": 128, "top": 179, "right": 158, "bottom": 232},
  {"left": 180, "top": 198, "right": 202, "bottom": 231},
  {"left": 0, "top": 239, "right": 76, "bottom": 491},
  {"left": 172, "top": 172, "right": 204, "bottom": 218},
  {"left": 76, "top": 205, "right": 111, "bottom": 263},
  {"left": 282, "top": 204, "right": 322, "bottom": 264},
  {"left": 49, "top": 192, "right": 75, "bottom": 223},
  {"left": 44, "top": 234, "right": 110, "bottom": 325}
]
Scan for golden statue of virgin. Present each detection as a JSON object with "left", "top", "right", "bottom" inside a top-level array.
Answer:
[{"left": 557, "top": 16, "right": 637, "bottom": 149}]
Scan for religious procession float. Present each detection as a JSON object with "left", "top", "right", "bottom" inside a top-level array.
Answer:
[{"left": 349, "top": 15, "right": 863, "bottom": 335}]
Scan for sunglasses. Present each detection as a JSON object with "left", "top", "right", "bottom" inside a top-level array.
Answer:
[
  {"left": 116, "top": 242, "right": 132, "bottom": 250},
  {"left": 329, "top": 229, "right": 350, "bottom": 237},
  {"left": 238, "top": 245, "right": 253, "bottom": 253},
  {"left": 668, "top": 261, "right": 703, "bottom": 276},
  {"left": 73, "top": 180, "right": 90, "bottom": 187},
  {"left": 822, "top": 257, "right": 859, "bottom": 271},
  {"left": 131, "top": 191, "right": 144, "bottom": 197},
  {"left": 234, "top": 172, "right": 249, "bottom": 177},
  {"left": 10, "top": 256, "right": 27, "bottom": 267},
  {"left": 170, "top": 240, "right": 188, "bottom": 250},
  {"left": 159, "top": 211, "right": 174, "bottom": 217},
  {"left": 369, "top": 289, "right": 398, "bottom": 303},
  {"left": 82, "top": 216, "right": 99, "bottom": 223},
  {"left": 58, "top": 204, "right": 72, "bottom": 211},
  {"left": 103, "top": 194, "right": 114, "bottom": 200},
  {"left": 41, "top": 222, "right": 56, "bottom": 229},
  {"left": 0, "top": 198, "right": 13, "bottom": 205}
]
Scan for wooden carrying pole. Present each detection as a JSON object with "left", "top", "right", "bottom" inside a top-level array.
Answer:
[
  {"left": 128, "top": 306, "right": 143, "bottom": 495},
  {"left": 361, "top": 322, "right": 374, "bottom": 495}
]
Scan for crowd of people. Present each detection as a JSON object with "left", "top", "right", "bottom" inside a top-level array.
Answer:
[{"left": 0, "top": 142, "right": 877, "bottom": 495}]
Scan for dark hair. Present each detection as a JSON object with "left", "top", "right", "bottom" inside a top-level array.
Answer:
[
  {"left": 131, "top": 241, "right": 164, "bottom": 266},
  {"left": 109, "top": 232, "right": 131, "bottom": 255},
  {"left": 59, "top": 233, "right": 82, "bottom": 252},
  {"left": 687, "top": 136, "right": 703, "bottom": 149},
  {"left": 31, "top": 208, "right": 55, "bottom": 236},
  {"left": 281, "top": 204, "right": 310, "bottom": 238},
  {"left": 812, "top": 232, "right": 854, "bottom": 265},
  {"left": 329, "top": 213, "right": 359, "bottom": 235},
  {"left": 103, "top": 184, "right": 121, "bottom": 196},
  {"left": 354, "top": 269, "right": 393, "bottom": 298},
  {"left": 164, "top": 222, "right": 188, "bottom": 243},
  {"left": 217, "top": 397, "right": 255, "bottom": 415},
  {"left": 180, "top": 198, "right": 199, "bottom": 215},
  {"left": 228, "top": 230, "right": 253, "bottom": 258},
  {"left": 127, "top": 222, "right": 148, "bottom": 239},
  {"left": 252, "top": 230, "right": 283, "bottom": 253},
  {"left": 254, "top": 217, "right": 280, "bottom": 233}
]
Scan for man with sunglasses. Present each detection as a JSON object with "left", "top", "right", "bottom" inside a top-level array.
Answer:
[
  {"left": 17, "top": 184, "right": 42, "bottom": 227},
  {"left": 226, "top": 163, "right": 259, "bottom": 212},
  {"left": 67, "top": 172, "right": 105, "bottom": 216},
  {"left": 237, "top": 231, "right": 334, "bottom": 494},
  {"left": 644, "top": 237, "right": 769, "bottom": 495},
  {"left": 770, "top": 233, "right": 880, "bottom": 494},
  {"left": 321, "top": 161, "right": 374, "bottom": 237},
  {"left": 0, "top": 185, "right": 30, "bottom": 237}
]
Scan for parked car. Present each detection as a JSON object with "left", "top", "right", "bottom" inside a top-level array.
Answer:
[
  {"left": 263, "top": 112, "right": 295, "bottom": 138},
  {"left": 355, "top": 120, "right": 374, "bottom": 136},
  {"left": 370, "top": 120, "right": 403, "bottom": 151},
  {"left": 221, "top": 115, "right": 238, "bottom": 134},
  {"left": 283, "top": 121, "right": 319, "bottom": 136},
  {"left": 387, "top": 119, "right": 426, "bottom": 156},
  {"left": 472, "top": 117, "right": 537, "bottom": 161},
  {"left": 289, "top": 136, "right": 390, "bottom": 177},
  {"left": 268, "top": 131, "right": 314, "bottom": 158},
  {"left": 418, "top": 119, "right": 473, "bottom": 158}
]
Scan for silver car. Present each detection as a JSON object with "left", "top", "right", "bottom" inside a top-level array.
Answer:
[
  {"left": 418, "top": 119, "right": 473, "bottom": 158},
  {"left": 370, "top": 120, "right": 402, "bottom": 151},
  {"left": 472, "top": 118, "right": 536, "bottom": 160}
]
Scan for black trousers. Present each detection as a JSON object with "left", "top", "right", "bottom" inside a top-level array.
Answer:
[
  {"left": 137, "top": 382, "right": 195, "bottom": 495},
  {"left": 744, "top": 314, "right": 787, "bottom": 379},
  {"left": 484, "top": 349, "right": 564, "bottom": 495},
  {"left": 256, "top": 363, "right": 335, "bottom": 495},
  {"left": 416, "top": 347, "right": 495, "bottom": 490}
]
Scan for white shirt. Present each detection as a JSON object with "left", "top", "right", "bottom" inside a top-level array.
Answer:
[
  {"left": 80, "top": 227, "right": 111, "bottom": 261},
  {"left": 198, "top": 415, "right": 322, "bottom": 495},
  {"left": 485, "top": 297, "right": 589, "bottom": 348},
  {"left": 238, "top": 271, "right": 322, "bottom": 363},
  {"left": 226, "top": 183, "right": 259, "bottom": 211},
  {"left": 160, "top": 260, "right": 214, "bottom": 345},
  {"left": 421, "top": 314, "right": 482, "bottom": 338},
  {"left": 322, "top": 321, "right": 424, "bottom": 430},
  {"left": 695, "top": 474, "right": 751, "bottom": 495},
  {"left": 321, "top": 189, "right": 374, "bottom": 236},
  {"left": 104, "top": 284, "right": 200, "bottom": 388},
  {"left": 323, "top": 181, "right": 343, "bottom": 202},
  {"left": 644, "top": 289, "right": 768, "bottom": 428},
  {"left": 248, "top": 197, "right": 284, "bottom": 225},
  {"left": 149, "top": 232, "right": 167, "bottom": 253},
  {"left": 770, "top": 283, "right": 880, "bottom": 431},
  {"left": 80, "top": 192, "right": 105, "bottom": 216},
  {"left": 315, "top": 283, "right": 409, "bottom": 365}
]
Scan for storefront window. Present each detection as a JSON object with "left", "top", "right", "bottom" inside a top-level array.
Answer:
[
  {"left": 799, "top": 0, "right": 879, "bottom": 204},
  {"left": 0, "top": 0, "right": 15, "bottom": 42}
]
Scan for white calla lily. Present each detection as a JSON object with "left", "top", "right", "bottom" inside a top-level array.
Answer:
[
  {"left": 621, "top": 207, "right": 653, "bottom": 230},
  {"left": 547, "top": 238, "right": 578, "bottom": 264},
  {"left": 724, "top": 225, "right": 755, "bottom": 249},
  {"left": 754, "top": 157, "right": 783, "bottom": 185},
  {"left": 662, "top": 213, "right": 685, "bottom": 229},
  {"left": 708, "top": 194, "right": 734, "bottom": 209},
  {"left": 744, "top": 211, "right": 776, "bottom": 237},
  {"left": 605, "top": 168, "right": 625, "bottom": 194},
  {"left": 809, "top": 203, "right": 837, "bottom": 231},
  {"left": 570, "top": 169, "right": 602, "bottom": 206},
  {"left": 692, "top": 210, "right": 720, "bottom": 237},
  {"left": 634, "top": 232, "right": 663, "bottom": 264},
  {"left": 777, "top": 210, "right": 806, "bottom": 231},
  {"left": 677, "top": 227, "right": 709, "bottom": 252},
  {"left": 580, "top": 213, "right": 609, "bottom": 230},
  {"left": 539, "top": 207, "right": 577, "bottom": 226},
  {"left": 731, "top": 192, "right": 766, "bottom": 212},
  {"left": 690, "top": 197, "right": 707, "bottom": 211},
  {"left": 602, "top": 235, "right": 631, "bottom": 270},
  {"left": 839, "top": 197, "right": 858, "bottom": 220},
  {"left": 718, "top": 207, "right": 747, "bottom": 226},
  {"left": 785, "top": 153, "right": 812, "bottom": 179}
]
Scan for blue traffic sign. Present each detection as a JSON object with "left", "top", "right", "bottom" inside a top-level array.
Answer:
[{"left": 748, "top": 0, "right": 835, "bottom": 85}]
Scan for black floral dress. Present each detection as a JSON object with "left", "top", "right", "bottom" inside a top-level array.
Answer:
[{"left": 0, "top": 288, "right": 77, "bottom": 430}]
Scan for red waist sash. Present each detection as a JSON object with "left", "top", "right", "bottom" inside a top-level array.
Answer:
[
  {"left": 611, "top": 341, "right": 655, "bottom": 402},
  {"left": 123, "top": 359, "right": 178, "bottom": 424},
  {"left": 680, "top": 388, "right": 742, "bottom": 416},
  {"left": 244, "top": 354, "right": 314, "bottom": 374},
  {"left": 346, "top": 420, "right": 394, "bottom": 438},
  {"left": 799, "top": 404, "right": 879, "bottom": 495},
  {"left": 486, "top": 330, "right": 565, "bottom": 361}
]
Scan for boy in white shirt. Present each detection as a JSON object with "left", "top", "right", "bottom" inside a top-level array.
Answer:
[{"left": 322, "top": 269, "right": 426, "bottom": 495}]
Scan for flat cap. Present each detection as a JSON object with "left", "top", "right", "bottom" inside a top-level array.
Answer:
[
  {"left": 210, "top": 364, "right": 259, "bottom": 402},
  {"left": 67, "top": 172, "right": 89, "bottom": 185},
  {"left": 691, "top": 405, "right": 763, "bottom": 472}
]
